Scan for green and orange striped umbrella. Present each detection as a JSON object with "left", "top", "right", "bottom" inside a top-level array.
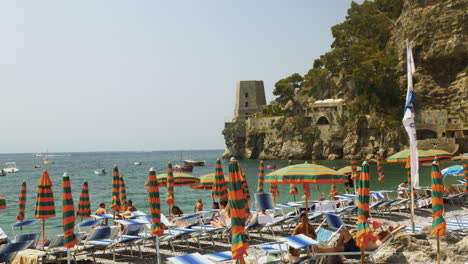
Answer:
[
  {"left": 356, "top": 162, "right": 377, "bottom": 263},
  {"left": 0, "top": 197, "right": 6, "bottom": 210},
  {"left": 76, "top": 181, "right": 91, "bottom": 219},
  {"left": 350, "top": 149, "right": 358, "bottom": 180},
  {"left": 430, "top": 162, "right": 446, "bottom": 236},
  {"left": 190, "top": 173, "right": 215, "bottom": 191},
  {"left": 387, "top": 149, "right": 433, "bottom": 163},
  {"left": 35, "top": 170, "right": 55, "bottom": 249},
  {"left": 16, "top": 181, "right": 27, "bottom": 221},
  {"left": 62, "top": 173, "right": 77, "bottom": 249},
  {"left": 257, "top": 161, "right": 265, "bottom": 194},
  {"left": 157, "top": 172, "right": 199, "bottom": 186},
  {"left": 330, "top": 184, "right": 338, "bottom": 200},
  {"left": 166, "top": 162, "right": 175, "bottom": 208},
  {"left": 311, "top": 153, "right": 317, "bottom": 165},
  {"left": 287, "top": 161, "right": 298, "bottom": 197},
  {"left": 212, "top": 159, "right": 228, "bottom": 201},
  {"left": 464, "top": 163, "right": 468, "bottom": 193},
  {"left": 377, "top": 155, "right": 385, "bottom": 184},
  {"left": 119, "top": 175, "right": 128, "bottom": 209},
  {"left": 427, "top": 149, "right": 453, "bottom": 162},
  {"left": 110, "top": 165, "right": 121, "bottom": 212},
  {"left": 265, "top": 163, "right": 348, "bottom": 184},
  {"left": 337, "top": 166, "right": 362, "bottom": 176},
  {"left": 405, "top": 157, "right": 412, "bottom": 186},
  {"left": 147, "top": 168, "right": 165, "bottom": 236},
  {"left": 227, "top": 159, "right": 249, "bottom": 261},
  {"left": 269, "top": 183, "right": 279, "bottom": 201}
]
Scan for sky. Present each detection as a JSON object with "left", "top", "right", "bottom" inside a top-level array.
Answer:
[{"left": 0, "top": 1, "right": 360, "bottom": 153}]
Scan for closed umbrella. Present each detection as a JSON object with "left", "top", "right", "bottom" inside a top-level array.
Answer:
[
  {"left": 16, "top": 181, "right": 27, "bottom": 221},
  {"left": 76, "top": 181, "right": 91, "bottom": 220},
  {"left": 34, "top": 170, "right": 56, "bottom": 249},
  {"left": 238, "top": 164, "right": 250, "bottom": 202},
  {"left": 147, "top": 168, "right": 165, "bottom": 264},
  {"left": 464, "top": 163, "right": 468, "bottom": 193},
  {"left": 212, "top": 159, "right": 228, "bottom": 202},
  {"left": 0, "top": 197, "right": 6, "bottom": 210},
  {"left": 110, "top": 165, "right": 121, "bottom": 222},
  {"left": 257, "top": 161, "right": 265, "bottom": 194},
  {"left": 330, "top": 184, "right": 338, "bottom": 200},
  {"left": 227, "top": 159, "right": 249, "bottom": 262},
  {"left": 119, "top": 175, "right": 128, "bottom": 210},
  {"left": 269, "top": 183, "right": 279, "bottom": 202},
  {"left": 311, "top": 153, "right": 317, "bottom": 165},
  {"left": 377, "top": 155, "right": 385, "bottom": 189},
  {"left": 62, "top": 173, "right": 77, "bottom": 264},
  {"left": 430, "top": 162, "right": 446, "bottom": 264},
  {"left": 166, "top": 162, "right": 175, "bottom": 215},
  {"left": 356, "top": 162, "right": 377, "bottom": 264}
]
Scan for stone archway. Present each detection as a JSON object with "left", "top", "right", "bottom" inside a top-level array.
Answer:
[
  {"left": 417, "top": 129, "right": 437, "bottom": 139},
  {"left": 317, "top": 116, "right": 330, "bottom": 125}
]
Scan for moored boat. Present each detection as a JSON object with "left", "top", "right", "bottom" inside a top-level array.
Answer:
[
  {"left": 4, "top": 162, "right": 19, "bottom": 173},
  {"left": 174, "top": 164, "right": 193, "bottom": 172},
  {"left": 0, "top": 169, "right": 5, "bottom": 176},
  {"left": 266, "top": 164, "right": 277, "bottom": 169},
  {"left": 182, "top": 160, "right": 205, "bottom": 166},
  {"left": 94, "top": 168, "right": 107, "bottom": 175},
  {"left": 134, "top": 161, "right": 142, "bottom": 166}
]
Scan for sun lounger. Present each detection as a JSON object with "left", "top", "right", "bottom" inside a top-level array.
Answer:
[
  {"left": 75, "top": 225, "right": 120, "bottom": 262},
  {"left": 0, "top": 240, "right": 35, "bottom": 263},
  {"left": 204, "top": 251, "right": 232, "bottom": 262},
  {"left": 167, "top": 252, "right": 215, "bottom": 264}
]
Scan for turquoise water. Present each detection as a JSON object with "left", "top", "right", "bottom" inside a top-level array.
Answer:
[{"left": 0, "top": 150, "right": 462, "bottom": 239}]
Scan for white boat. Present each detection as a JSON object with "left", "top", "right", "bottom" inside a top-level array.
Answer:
[
  {"left": 4, "top": 162, "right": 19, "bottom": 173},
  {"left": 94, "top": 168, "right": 107, "bottom": 175},
  {"left": 43, "top": 156, "right": 55, "bottom": 164},
  {"left": 134, "top": 161, "right": 142, "bottom": 166}
]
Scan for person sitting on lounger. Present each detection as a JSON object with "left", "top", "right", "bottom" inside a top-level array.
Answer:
[
  {"left": 312, "top": 225, "right": 406, "bottom": 253},
  {"left": 292, "top": 213, "right": 317, "bottom": 240},
  {"left": 124, "top": 200, "right": 138, "bottom": 212},
  {"left": 94, "top": 202, "right": 108, "bottom": 225},
  {"left": 211, "top": 200, "right": 229, "bottom": 228}
]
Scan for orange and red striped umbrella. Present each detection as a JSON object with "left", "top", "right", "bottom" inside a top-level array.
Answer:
[
  {"left": 257, "top": 161, "right": 265, "bottom": 194},
  {"left": 330, "top": 184, "right": 338, "bottom": 200},
  {"left": 110, "top": 165, "right": 121, "bottom": 212},
  {"left": 430, "top": 162, "right": 446, "bottom": 237},
  {"left": 350, "top": 149, "right": 358, "bottom": 180},
  {"left": 356, "top": 162, "right": 377, "bottom": 253},
  {"left": 119, "top": 175, "right": 128, "bottom": 209},
  {"left": 212, "top": 159, "right": 228, "bottom": 201},
  {"left": 16, "top": 181, "right": 27, "bottom": 221},
  {"left": 377, "top": 155, "right": 385, "bottom": 183},
  {"left": 62, "top": 173, "right": 77, "bottom": 248},
  {"left": 166, "top": 162, "right": 175, "bottom": 206},
  {"left": 311, "top": 153, "right": 317, "bottom": 165},
  {"left": 147, "top": 168, "right": 165, "bottom": 236},
  {"left": 76, "top": 181, "right": 91, "bottom": 219},
  {"left": 464, "top": 163, "right": 468, "bottom": 193},
  {"left": 227, "top": 159, "right": 249, "bottom": 261},
  {"left": 0, "top": 197, "right": 6, "bottom": 210},
  {"left": 34, "top": 170, "right": 55, "bottom": 219}
]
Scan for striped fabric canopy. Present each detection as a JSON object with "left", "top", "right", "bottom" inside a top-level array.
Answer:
[
  {"left": 34, "top": 170, "right": 56, "bottom": 219},
  {"left": 212, "top": 159, "right": 228, "bottom": 201},
  {"left": 119, "top": 175, "right": 128, "bottom": 209},
  {"left": 377, "top": 155, "right": 385, "bottom": 182},
  {"left": 430, "top": 163, "right": 446, "bottom": 236},
  {"left": 157, "top": 172, "right": 200, "bottom": 187},
  {"left": 356, "top": 162, "right": 377, "bottom": 250},
  {"left": 427, "top": 149, "right": 453, "bottom": 161},
  {"left": 16, "top": 181, "right": 27, "bottom": 221},
  {"left": 110, "top": 166, "right": 121, "bottom": 212},
  {"left": 190, "top": 173, "right": 215, "bottom": 191},
  {"left": 264, "top": 163, "right": 348, "bottom": 184},
  {"left": 311, "top": 153, "right": 317, "bottom": 165},
  {"left": 338, "top": 165, "right": 362, "bottom": 176},
  {"left": 464, "top": 163, "right": 468, "bottom": 193},
  {"left": 147, "top": 168, "right": 165, "bottom": 236},
  {"left": 238, "top": 164, "right": 250, "bottom": 201},
  {"left": 166, "top": 162, "right": 175, "bottom": 206},
  {"left": 227, "top": 159, "right": 249, "bottom": 261},
  {"left": 330, "top": 184, "right": 338, "bottom": 200},
  {"left": 0, "top": 197, "right": 6, "bottom": 210},
  {"left": 77, "top": 181, "right": 91, "bottom": 219},
  {"left": 288, "top": 161, "right": 298, "bottom": 195},
  {"left": 387, "top": 149, "right": 433, "bottom": 163},
  {"left": 269, "top": 183, "right": 279, "bottom": 201},
  {"left": 405, "top": 157, "right": 412, "bottom": 186},
  {"left": 257, "top": 161, "right": 265, "bottom": 194},
  {"left": 350, "top": 149, "right": 358, "bottom": 180},
  {"left": 62, "top": 173, "right": 77, "bottom": 248}
]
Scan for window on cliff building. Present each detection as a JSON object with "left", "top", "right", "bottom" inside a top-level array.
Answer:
[
  {"left": 245, "top": 102, "right": 248, "bottom": 107},
  {"left": 245, "top": 93, "right": 249, "bottom": 98}
]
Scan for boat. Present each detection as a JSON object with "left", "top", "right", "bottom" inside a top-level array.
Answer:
[
  {"left": 182, "top": 160, "right": 205, "bottom": 166},
  {"left": 174, "top": 164, "right": 193, "bottom": 172},
  {"left": 33, "top": 165, "right": 42, "bottom": 168},
  {"left": 134, "top": 161, "right": 142, "bottom": 166},
  {"left": 266, "top": 164, "right": 277, "bottom": 169},
  {"left": 43, "top": 156, "right": 55, "bottom": 164},
  {"left": 94, "top": 168, "right": 107, "bottom": 175},
  {"left": 3, "top": 162, "right": 19, "bottom": 173}
]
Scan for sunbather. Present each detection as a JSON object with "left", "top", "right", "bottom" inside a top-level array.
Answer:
[
  {"left": 292, "top": 213, "right": 317, "bottom": 240},
  {"left": 0, "top": 227, "right": 8, "bottom": 245},
  {"left": 312, "top": 225, "right": 405, "bottom": 252},
  {"left": 94, "top": 202, "right": 108, "bottom": 225},
  {"left": 282, "top": 246, "right": 307, "bottom": 263},
  {"left": 211, "top": 200, "right": 229, "bottom": 228}
]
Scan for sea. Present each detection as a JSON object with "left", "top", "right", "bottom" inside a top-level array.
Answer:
[{"left": 0, "top": 150, "right": 462, "bottom": 239}]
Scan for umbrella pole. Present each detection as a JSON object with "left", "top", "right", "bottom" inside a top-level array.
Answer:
[
  {"left": 436, "top": 235, "right": 440, "bottom": 264},
  {"left": 67, "top": 249, "right": 71, "bottom": 264},
  {"left": 42, "top": 219, "right": 45, "bottom": 250},
  {"left": 360, "top": 248, "right": 364, "bottom": 264},
  {"left": 410, "top": 187, "right": 415, "bottom": 233},
  {"left": 156, "top": 235, "right": 161, "bottom": 264}
]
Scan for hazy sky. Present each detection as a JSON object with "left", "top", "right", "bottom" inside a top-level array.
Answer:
[{"left": 0, "top": 1, "right": 359, "bottom": 153}]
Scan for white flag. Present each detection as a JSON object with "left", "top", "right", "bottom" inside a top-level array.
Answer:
[{"left": 402, "top": 39, "right": 419, "bottom": 188}]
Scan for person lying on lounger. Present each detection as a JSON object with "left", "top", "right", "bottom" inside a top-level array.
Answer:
[{"left": 312, "top": 225, "right": 406, "bottom": 253}]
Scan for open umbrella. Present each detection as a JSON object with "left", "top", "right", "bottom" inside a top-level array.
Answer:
[
  {"left": 227, "top": 159, "right": 249, "bottom": 262},
  {"left": 119, "top": 175, "right": 128, "bottom": 210},
  {"left": 257, "top": 161, "right": 265, "bottom": 194},
  {"left": 377, "top": 155, "right": 385, "bottom": 188},
  {"left": 287, "top": 161, "right": 298, "bottom": 201},
  {"left": 356, "top": 162, "right": 377, "bottom": 264},
  {"left": 189, "top": 173, "right": 215, "bottom": 191},
  {"left": 464, "top": 163, "right": 468, "bottom": 193},
  {"left": 166, "top": 162, "right": 175, "bottom": 215},
  {"left": 430, "top": 162, "right": 446, "bottom": 264},
  {"left": 34, "top": 170, "right": 56, "bottom": 249},
  {"left": 387, "top": 149, "right": 433, "bottom": 163},
  {"left": 157, "top": 172, "right": 199, "bottom": 186},
  {"left": 110, "top": 165, "right": 121, "bottom": 223},
  {"left": 427, "top": 149, "right": 453, "bottom": 161},
  {"left": 62, "top": 173, "right": 77, "bottom": 264},
  {"left": 147, "top": 168, "right": 165, "bottom": 264},
  {"left": 0, "top": 197, "right": 6, "bottom": 210},
  {"left": 76, "top": 181, "right": 91, "bottom": 220},
  {"left": 212, "top": 159, "right": 228, "bottom": 202},
  {"left": 337, "top": 166, "right": 362, "bottom": 175},
  {"left": 16, "top": 181, "right": 27, "bottom": 221}
]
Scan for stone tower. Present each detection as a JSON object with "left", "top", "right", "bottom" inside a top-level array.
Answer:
[{"left": 233, "top": 80, "right": 266, "bottom": 121}]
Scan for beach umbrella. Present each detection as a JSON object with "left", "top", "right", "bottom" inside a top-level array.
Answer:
[
  {"left": 377, "top": 155, "right": 385, "bottom": 188},
  {"left": 0, "top": 197, "right": 6, "bottom": 210},
  {"left": 405, "top": 157, "right": 412, "bottom": 187},
  {"left": 257, "top": 161, "right": 265, "bottom": 194},
  {"left": 76, "top": 181, "right": 91, "bottom": 220},
  {"left": 350, "top": 149, "right": 358, "bottom": 180},
  {"left": 311, "top": 152, "right": 317, "bottom": 165},
  {"left": 34, "top": 170, "right": 56, "bottom": 249},
  {"left": 157, "top": 172, "right": 199, "bottom": 186},
  {"left": 147, "top": 168, "right": 165, "bottom": 264},
  {"left": 269, "top": 183, "right": 279, "bottom": 201},
  {"left": 16, "top": 181, "right": 27, "bottom": 221},
  {"left": 166, "top": 162, "right": 175, "bottom": 214},
  {"left": 119, "top": 175, "right": 128, "bottom": 209},
  {"left": 430, "top": 162, "right": 446, "bottom": 264},
  {"left": 287, "top": 161, "right": 298, "bottom": 200},
  {"left": 189, "top": 173, "right": 215, "bottom": 191},
  {"left": 427, "top": 149, "right": 453, "bottom": 161},
  {"left": 227, "top": 159, "right": 249, "bottom": 262},
  {"left": 62, "top": 173, "right": 77, "bottom": 264},
  {"left": 238, "top": 164, "right": 251, "bottom": 202},
  {"left": 330, "top": 184, "right": 338, "bottom": 200},
  {"left": 386, "top": 149, "right": 433, "bottom": 163},
  {"left": 110, "top": 166, "right": 121, "bottom": 219},
  {"left": 356, "top": 162, "right": 377, "bottom": 264},
  {"left": 337, "top": 166, "right": 362, "bottom": 175},
  {"left": 212, "top": 159, "right": 228, "bottom": 201},
  {"left": 441, "top": 165, "right": 463, "bottom": 177},
  {"left": 464, "top": 163, "right": 468, "bottom": 193}
]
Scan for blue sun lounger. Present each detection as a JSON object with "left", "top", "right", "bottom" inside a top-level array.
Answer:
[
  {"left": 168, "top": 252, "right": 215, "bottom": 264},
  {"left": 204, "top": 251, "right": 232, "bottom": 262},
  {"left": 0, "top": 240, "right": 35, "bottom": 263}
]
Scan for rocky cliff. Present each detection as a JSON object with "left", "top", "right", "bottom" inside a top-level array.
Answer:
[{"left": 223, "top": 0, "right": 467, "bottom": 160}]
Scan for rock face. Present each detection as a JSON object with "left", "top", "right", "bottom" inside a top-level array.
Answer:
[{"left": 222, "top": 0, "right": 467, "bottom": 160}]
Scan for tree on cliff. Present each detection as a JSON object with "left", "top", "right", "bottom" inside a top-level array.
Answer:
[{"left": 273, "top": 73, "right": 304, "bottom": 104}]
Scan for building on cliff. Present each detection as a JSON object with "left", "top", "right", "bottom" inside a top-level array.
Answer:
[{"left": 233, "top": 81, "right": 266, "bottom": 122}]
